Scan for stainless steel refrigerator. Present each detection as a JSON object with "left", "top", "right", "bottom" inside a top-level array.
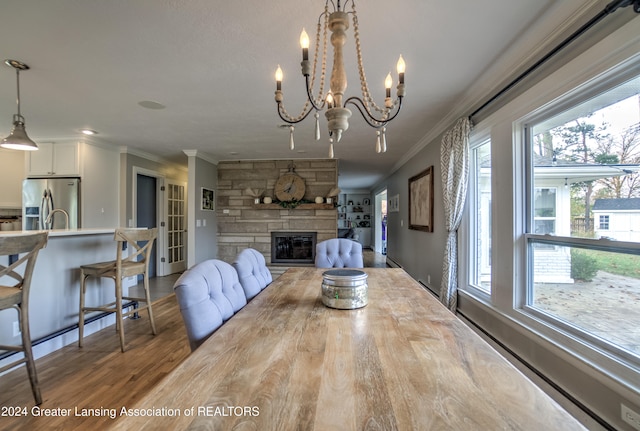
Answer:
[{"left": 22, "top": 178, "right": 80, "bottom": 230}]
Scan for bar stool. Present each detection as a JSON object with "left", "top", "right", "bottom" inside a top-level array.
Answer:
[
  {"left": 0, "top": 232, "right": 48, "bottom": 405},
  {"left": 78, "top": 228, "right": 157, "bottom": 352}
]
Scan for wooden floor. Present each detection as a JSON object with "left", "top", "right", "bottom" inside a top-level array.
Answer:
[
  {"left": 363, "top": 248, "right": 388, "bottom": 267},
  {"left": 0, "top": 250, "right": 387, "bottom": 430}
]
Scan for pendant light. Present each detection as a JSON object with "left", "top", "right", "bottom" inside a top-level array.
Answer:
[{"left": 1, "top": 59, "right": 38, "bottom": 151}]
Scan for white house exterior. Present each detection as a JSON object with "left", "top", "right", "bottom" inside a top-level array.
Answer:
[
  {"left": 484, "top": 164, "right": 640, "bottom": 283},
  {"left": 593, "top": 198, "right": 640, "bottom": 242}
]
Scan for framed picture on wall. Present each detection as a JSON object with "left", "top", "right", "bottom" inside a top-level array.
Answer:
[
  {"left": 201, "top": 187, "right": 215, "bottom": 211},
  {"left": 388, "top": 194, "right": 399, "bottom": 213},
  {"left": 408, "top": 166, "right": 434, "bottom": 232}
]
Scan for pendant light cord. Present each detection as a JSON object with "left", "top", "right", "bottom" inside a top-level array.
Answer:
[{"left": 15, "top": 68, "right": 21, "bottom": 119}]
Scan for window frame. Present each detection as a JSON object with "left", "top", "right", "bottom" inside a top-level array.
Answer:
[
  {"left": 521, "top": 67, "right": 640, "bottom": 365},
  {"left": 457, "top": 21, "right": 640, "bottom": 418},
  {"left": 461, "top": 132, "right": 492, "bottom": 300}
]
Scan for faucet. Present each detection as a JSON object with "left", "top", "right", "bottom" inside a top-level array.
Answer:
[{"left": 45, "top": 209, "right": 70, "bottom": 230}]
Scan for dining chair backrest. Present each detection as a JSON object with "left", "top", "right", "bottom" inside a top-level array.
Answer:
[
  {"left": 315, "top": 238, "right": 364, "bottom": 268},
  {"left": 78, "top": 227, "right": 158, "bottom": 353},
  {"left": 0, "top": 231, "right": 48, "bottom": 405},
  {"left": 232, "top": 248, "right": 272, "bottom": 300},
  {"left": 0, "top": 233, "right": 48, "bottom": 296},
  {"left": 113, "top": 228, "right": 157, "bottom": 277},
  {"left": 173, "top": 259, "right": 247, "bottom": 351}
]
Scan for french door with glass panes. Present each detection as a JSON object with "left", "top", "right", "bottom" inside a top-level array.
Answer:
[{"left": 164, "top": 180, "right": 186, "bottom": 275}]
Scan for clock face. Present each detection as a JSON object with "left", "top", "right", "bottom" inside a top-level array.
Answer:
[{"left": 275, "top": 173, "right": 306, "bottom": 202}]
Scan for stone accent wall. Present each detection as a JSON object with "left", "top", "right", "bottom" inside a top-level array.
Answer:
[{"left": 216, "top": 160, "right": 338, "bottom": 264}]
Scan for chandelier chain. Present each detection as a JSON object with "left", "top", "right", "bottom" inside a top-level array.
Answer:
[
  {"left": 314, "top": 4, "right": 329, "bottom": 106},
  {"left": 278, "top": 3, "right": 330, "bottom": 122},
  {"left": 351, "top": 4, "right": 390, "bottom": 119}
]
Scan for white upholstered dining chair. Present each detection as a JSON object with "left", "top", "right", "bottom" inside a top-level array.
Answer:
[
  {"left": 232, "top": 248, "right": 272, "bottom": 300},
  {"left": 315, "top": 238, "right": 364, "bottom": 268},
  {"left": 173, "top": 259, "right": 247, "bottom": 351}
]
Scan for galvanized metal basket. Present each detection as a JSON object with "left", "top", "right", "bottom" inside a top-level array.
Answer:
[{"left": 321, "top": 269, "right": 368, "bottom": 309}]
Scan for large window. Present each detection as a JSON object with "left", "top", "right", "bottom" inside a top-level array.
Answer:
[
  {"left": 525, "top": 73, "right": 640, "bottom": 360},
  {"left": 468, "top": 138, "right": 491, "bottom": 293}
]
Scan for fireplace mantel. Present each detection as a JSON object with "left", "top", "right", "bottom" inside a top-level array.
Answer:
[{"left": 254, "top": 203, "right": 335, "bottom": 210}]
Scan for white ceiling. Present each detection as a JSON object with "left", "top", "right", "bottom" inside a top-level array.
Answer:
[{"left": 0, "top": 0, "right": 588, "bottom": 190}]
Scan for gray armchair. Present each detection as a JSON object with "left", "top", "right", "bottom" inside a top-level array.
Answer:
[
  {"left": 315, "top": 238, "right": 364, "bottom": 268},
  {"left": 173, "top": 259, "right": 247, "bottom": 351}
]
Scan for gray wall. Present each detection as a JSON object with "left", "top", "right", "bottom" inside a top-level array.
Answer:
[
  {"left": 184, "top": 152, "right": 218, "bottom": 267},
  {"left": 380, "top": 133, "right": 447, "bottom": 294}
]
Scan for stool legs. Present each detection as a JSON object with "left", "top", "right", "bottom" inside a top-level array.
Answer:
[
  {"left": 143, "top": 273, "right": 157, "bottom": 335},
  {"left": 78, "top": 273, "right": 87, "bottom": 348},
  {"left": 115, "top": 277, "right": 126, "bottom": 353},
  {"left": 79, "top": 272, "right": 156, "bottom": 353},
  {"left": 19, "top": 305, "right": 42, "bottom": 405}
]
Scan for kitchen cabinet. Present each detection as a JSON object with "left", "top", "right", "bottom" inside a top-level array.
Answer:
[
  {"left": 337, "top": 192, "right": 372, "bottom": 247},
  {"left": 27, "top": 142, "right": 80, "bottom": 176},
  {"left": 0, "top": 149, "right": 25, "bottom": 208}
]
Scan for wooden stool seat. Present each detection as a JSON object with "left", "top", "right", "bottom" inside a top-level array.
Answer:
[
  {"left": 0, "top": 232, "right": 48, "bottom": 405},
  {"left": 78, "top": 228, "right": 158, "bottom": 352},
  {"left": 81, "top": 259, "right": 147, "bottom": 278},
  {"left": 0, "top": 285, "right": 23, "bottom": 308}
]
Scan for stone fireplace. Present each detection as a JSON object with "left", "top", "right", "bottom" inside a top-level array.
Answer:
[
  {"left": 216, "top": 160, "right": 338, "bottom": 264},
  {"left": 271, "top": 232, "right": 317, "bottom": 264}
]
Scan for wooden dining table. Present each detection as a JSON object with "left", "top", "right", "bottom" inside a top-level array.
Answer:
[{"left": 112, "top": 267, "right": 585, "bottom": 430}]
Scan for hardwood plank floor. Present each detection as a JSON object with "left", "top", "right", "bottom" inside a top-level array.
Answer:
[
  {"left": 0, "top": 278, "right": 190, "bottom": 431},
  {"left": 0, "top": 250, "right": 387, "bottom": 430},
  {"left": 363, "top": 248, "right": 388, "bottom": 268}
]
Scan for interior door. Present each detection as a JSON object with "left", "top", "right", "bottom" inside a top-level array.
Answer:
[
  {"left": 163, "top": 179, "right": 187, "bottom": 275},
  {"left": 136, "top": 174, "right": 157, "bottom": 278}
]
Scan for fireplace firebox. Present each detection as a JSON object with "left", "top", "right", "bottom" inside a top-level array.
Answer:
[{"left": 271, "top": 232, "right": 317, "bottom": 264}]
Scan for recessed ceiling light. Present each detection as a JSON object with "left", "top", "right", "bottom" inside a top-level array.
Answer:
[
  {"left": 229, "top": 151, "right": 238, "bottom": 156},
  {"left": 81, "top": 129, "right": 97, "bottom": 135},
  {"left": 138, "top": 100, "right": 166, "bottom": 110}
]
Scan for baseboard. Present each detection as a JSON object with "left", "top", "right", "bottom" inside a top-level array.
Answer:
[{"left": 385, "top": 256, "right": 402, "bottom": 268}]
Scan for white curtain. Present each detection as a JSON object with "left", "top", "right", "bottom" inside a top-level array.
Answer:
[{"left": 440, "top": 117, "right": 472, "bottom": 311}]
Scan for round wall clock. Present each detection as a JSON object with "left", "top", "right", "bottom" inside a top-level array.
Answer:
[{"left": 275, "top": 172, "right": 306, "bottom": 202}]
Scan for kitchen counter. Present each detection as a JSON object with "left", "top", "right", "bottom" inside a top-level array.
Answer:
[
  {"left": 0, "top": 228, "right": 116, "bottom": 237},
  {"left": 0, "top": 227, "right": 136, "bottom": 367}
]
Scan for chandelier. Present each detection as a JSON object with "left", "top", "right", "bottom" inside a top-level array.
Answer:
[{"left": 274, "top": 0, "right": 405, "bottom": 158}]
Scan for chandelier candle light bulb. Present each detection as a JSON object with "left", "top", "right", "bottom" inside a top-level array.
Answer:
[
  {"left": 275, "top": 65, "right": 283, "bottom": 92},
  {"left": 397, "top": 55, "right": 405, "bottom": 82},
  {"left": 274, "top": 0, "right": 406, "bottom": 158},
  {"left": 385, "top": 73, "right": 393, "bottom": 108},
  {"left": 300, "top": 29, "right": 310, "bottom": 61},
  {"left": 385, "top": 73, "right": 392, "bottom": 96}
]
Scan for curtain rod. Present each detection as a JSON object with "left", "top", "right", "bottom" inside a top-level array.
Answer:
[{"left": 469, "top": 0, "right": 640, "bottom": 121}]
